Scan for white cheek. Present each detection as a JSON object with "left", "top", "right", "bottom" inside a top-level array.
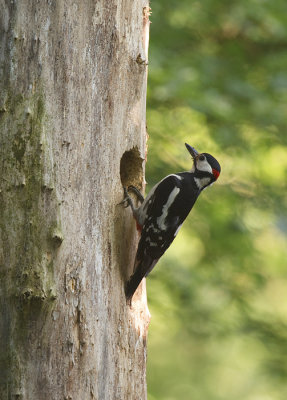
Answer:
[{"left": 197, "top": 159, "right": 212, "bottom": 173}]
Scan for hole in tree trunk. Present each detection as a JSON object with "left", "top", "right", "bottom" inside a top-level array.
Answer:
[
  {"left": 120, "top": 147, "right": 144, "bottom": 189},
  {"left": 117, "top": 147, "right": 145, "bottom": 282}
]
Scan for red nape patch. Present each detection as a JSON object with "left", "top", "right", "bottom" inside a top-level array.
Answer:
[
  {"left": 136, "top": 221, "right": 142, "bottom": 232},
  {"left": 212, "top": 168, "right": 220, "bottom": 180}
]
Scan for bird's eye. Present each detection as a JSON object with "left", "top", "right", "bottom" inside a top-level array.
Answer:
[{"left": 198, "top": 155, "right": 205, "bottom": 161}]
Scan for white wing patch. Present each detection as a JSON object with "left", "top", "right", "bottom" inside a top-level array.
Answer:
[
  {"left": 169, "top": 174, "right": 183, "bottom": 181},
  {"left": 137, "top": 175, "right": 183, "bottom": 226},
  {"left": 137, "top": 174, "right": 182, "bottom": 225},
  {"left": 157, "top": 187, "right": 180, "bottom": 229}
]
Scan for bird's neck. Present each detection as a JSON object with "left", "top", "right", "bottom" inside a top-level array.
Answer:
[{"left": 190, "top": 169, "right": 213, "bottom": 191}]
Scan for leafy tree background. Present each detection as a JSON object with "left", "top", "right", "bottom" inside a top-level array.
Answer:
[{"left": 146, "top": 1, "right": 287, "bottom": 399}]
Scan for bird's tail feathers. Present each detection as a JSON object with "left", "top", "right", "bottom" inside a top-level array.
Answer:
[{"left": 125, "top": 256, "right": 158, "bottom": 303}]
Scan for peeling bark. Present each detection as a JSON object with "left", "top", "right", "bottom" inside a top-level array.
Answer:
[{"left": 0, "top": 1, "right": 150, "bottom": 399}]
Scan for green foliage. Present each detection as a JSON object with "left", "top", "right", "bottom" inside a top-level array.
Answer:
[{"left": 146, "top": 1, "right": 287, "bottom": 399}]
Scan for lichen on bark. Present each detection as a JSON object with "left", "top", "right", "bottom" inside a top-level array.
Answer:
[
  {"left": 0, "top": 88, "right": 60, "bottom": 394},
  {"left": 0, "top": 88, "right": 59, "bottom": 299}
]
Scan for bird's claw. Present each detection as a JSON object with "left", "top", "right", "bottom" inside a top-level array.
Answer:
[
  {"left": 127, "top": 185, "right": 144, "bottom": 203},
  {"left": 118, "top": 199, "right": 129, "bottom": 208},
  {"left": 117, "top": 187, "right": 132, "bottom": 208}
]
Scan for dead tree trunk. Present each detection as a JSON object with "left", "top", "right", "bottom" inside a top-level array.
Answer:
[{"left": 0, "top": 1, "right": 150, "bottom": 399}]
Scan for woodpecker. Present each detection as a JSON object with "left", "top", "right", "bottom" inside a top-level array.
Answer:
[{"left": 121, "top": 143, "right": 221, "bottom": 302}]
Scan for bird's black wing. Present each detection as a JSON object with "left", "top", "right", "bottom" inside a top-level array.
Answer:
[
  {"left": 125, "top": 173, "right": 199, "bottom": 301},
  {"left": 137, "top": 174, "right": 189, "bottom": 266}
]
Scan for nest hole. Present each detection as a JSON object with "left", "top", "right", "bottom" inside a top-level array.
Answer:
[{"left": 120, "top": 147, "right": 144, "bottom": 189}]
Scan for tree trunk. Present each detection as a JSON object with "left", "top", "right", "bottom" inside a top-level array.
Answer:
[{"left": 0, "top": 1, "right": 150, "bottom": 399}]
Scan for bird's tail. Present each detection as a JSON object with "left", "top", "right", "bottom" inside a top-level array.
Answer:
[
  {"left": 125, "top": 256, "right": 158, "bottom": 303},
  {"left": 125, "top": 267, "right": 146, "bottom": 303}
]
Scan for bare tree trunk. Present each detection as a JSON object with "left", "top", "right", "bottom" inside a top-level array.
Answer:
[{"left": 0, "top": 1, "right": 150, "bottom": 399}]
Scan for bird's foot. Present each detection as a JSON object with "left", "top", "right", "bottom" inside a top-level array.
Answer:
[
  {"left": 127, "top": 185, "right": 144, "bottom": 203},
  {"left": 117, "top": 187, "right": 134, "bottom": 209}
]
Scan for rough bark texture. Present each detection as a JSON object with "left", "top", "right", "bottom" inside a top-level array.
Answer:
[{"left": 0, "top": 1, "right": 150, "bottom": 399}]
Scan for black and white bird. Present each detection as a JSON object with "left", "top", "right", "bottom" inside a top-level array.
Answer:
[{"left": 121, "top": 143, "right": 221, "bottom": 302}]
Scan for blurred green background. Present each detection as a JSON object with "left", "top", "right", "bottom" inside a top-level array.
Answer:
[{"left": 146, "top": 1, "right": 287, "bottom": 399}]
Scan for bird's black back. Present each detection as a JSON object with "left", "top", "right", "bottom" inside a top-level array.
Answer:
[{"left": 136, "top": 173, "right": 200, "bottom": 263}]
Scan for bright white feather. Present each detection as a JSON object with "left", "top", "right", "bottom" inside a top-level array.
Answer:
[{"left": 157, "top": 187, "right": 180, "bottom": 229}]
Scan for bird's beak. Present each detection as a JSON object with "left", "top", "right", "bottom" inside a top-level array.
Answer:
[{"left": 185, "top": 143, "right": 199, "bottom": 159}]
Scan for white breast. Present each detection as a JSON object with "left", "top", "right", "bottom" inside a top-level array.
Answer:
[{"left": 194, "top": 177, "right": 211, "bottom": 190}]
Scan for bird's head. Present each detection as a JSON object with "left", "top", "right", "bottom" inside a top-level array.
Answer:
[{"left": 185, "top": 143, "right": 221, "bottom": 190}]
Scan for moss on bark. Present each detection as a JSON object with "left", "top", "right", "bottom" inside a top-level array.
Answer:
[{"left": 0, "top": 88, "right": 60, "bottom": 394}]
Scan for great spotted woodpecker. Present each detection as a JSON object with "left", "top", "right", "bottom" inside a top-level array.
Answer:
[{"left": 121, "top": 143, "right": 221, "bottom": 302}]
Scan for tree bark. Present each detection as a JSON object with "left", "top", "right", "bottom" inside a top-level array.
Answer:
[{"left": 0, "top": 1, "right": 150, "bottom": 399}]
